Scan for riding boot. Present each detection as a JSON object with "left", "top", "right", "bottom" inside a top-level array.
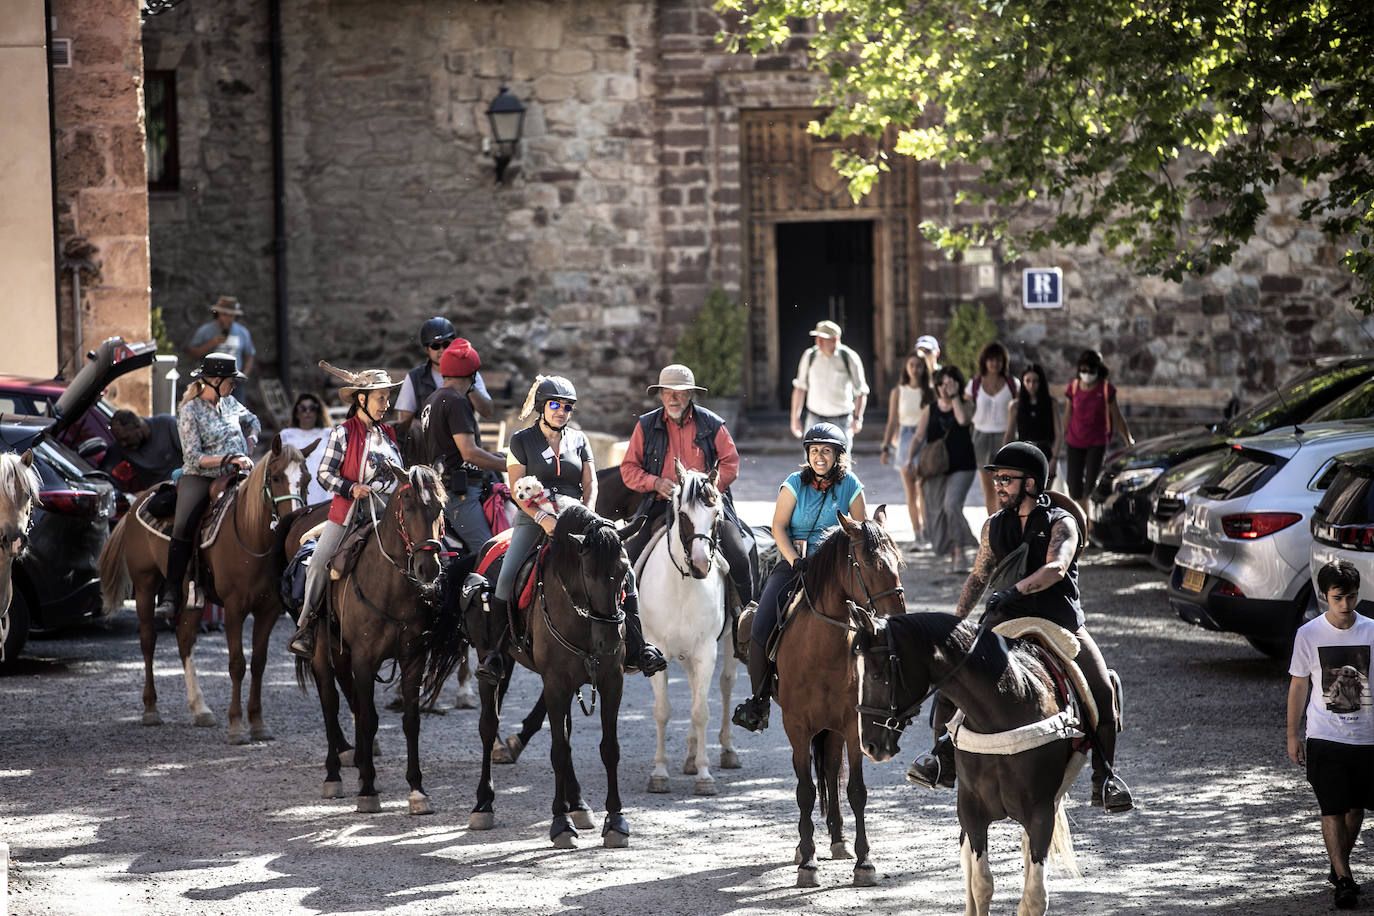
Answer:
[
  {"left": 154, "top": 537, "right": 193, "bottom": 620},
  {"left": 1091, "top": 772, "right": 1135, "bottom": 812},
  {"left": 621, "top": 592, "right": 667, "bottom": 677},
  {"left": 731, "top": 643, "right": 774, "bottom": 732},
  {"left": 906, "top": 734, "right": 957, "bottom": 789},
  {"left": 475, "top": 597, "right": 510, "bottom": 685},
  {"left": 287, "top": 601, "right": 320, "bottom": 659}
]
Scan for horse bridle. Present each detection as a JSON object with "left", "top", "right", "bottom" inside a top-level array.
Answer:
[
  {"left": 802, "top": 533, "right": 905, "bottom": 633},
  {"left": 367, "top": 482, "right": 445, "bottom": 588},
  {"left": 854, "top": 618, "right": 989, "bottom": 737},
  {"left": 666, "top": 485, "right": 720, "bottom": 580},
  {"left": 229, "top": 461, "right": 307, "bottom": 558}
]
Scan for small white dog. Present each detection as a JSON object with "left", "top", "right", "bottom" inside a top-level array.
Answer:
[{"left": 514, "top": 475, "right": 561, "bottom": 517}]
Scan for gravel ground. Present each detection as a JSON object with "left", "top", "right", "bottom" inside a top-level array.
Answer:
[{"left": 0, "top": 449, "right": 1365, "bottom": 914}]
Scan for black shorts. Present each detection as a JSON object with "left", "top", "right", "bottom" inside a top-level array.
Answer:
[{"left": 1306, "top": 738, "right": 1374, "bottom": 816}]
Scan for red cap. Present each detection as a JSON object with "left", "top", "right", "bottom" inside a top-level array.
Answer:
[{"left": 439, "top": 338, "right": 481, "bottom": 378}]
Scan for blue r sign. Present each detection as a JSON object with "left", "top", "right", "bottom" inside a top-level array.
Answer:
[{"left": 1022, "top": 268, "right": 1064, "bottom": 308}]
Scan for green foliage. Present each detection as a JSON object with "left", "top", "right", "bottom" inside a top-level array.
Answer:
[
  {"left": 673, "top": 288, "right": 747, "bottom": 398},
  {"left": 716, "top": 0, "right": 1374, "bottom": 311},
  {"left": 943, "top": 304, "right": 998, "bottom": 382},
  {"left": 149, "top": 306, "right": 176, "bottom": 356}
]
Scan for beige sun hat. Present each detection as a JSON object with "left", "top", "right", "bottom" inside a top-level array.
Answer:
[
  {"left": 211, "top": 296, "right": 244, "bottom": 316},
  {"left": 809, "top": 319, "right": 842, "bottom": 339},
  {"left": 646, "top": 363, "right": 706, "bottom": 395},
  {"left": 318, "top": 360, "right": 404, "bottom": 402}
]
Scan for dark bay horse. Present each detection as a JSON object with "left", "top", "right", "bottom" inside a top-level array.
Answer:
[
  {"left": 99, "top": 436, "right": 312, "bottom": 740},
  {"left": 462, "top": 504, "right": 632, "bottom": 848},
  {"left": 853, "top": 612, "right": 1087, "bottom": 916},
  {"left": 293, "top": 463, "right": 463, "bottom": 815},
  {"left": 772, "top": 509, "right": 905, "bottom": 888}
]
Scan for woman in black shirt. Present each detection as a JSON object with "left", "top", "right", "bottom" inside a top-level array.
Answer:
[
  {"left": 1004, "top": 362, "right": 1061, "bottom": 487},
  {"left": 908, "top": 365, "right": 978, "bottom": 573}
]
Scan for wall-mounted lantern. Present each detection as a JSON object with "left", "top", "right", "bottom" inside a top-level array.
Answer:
[{"left": 486, "top": 86, "right": 526, "bottom": 184}]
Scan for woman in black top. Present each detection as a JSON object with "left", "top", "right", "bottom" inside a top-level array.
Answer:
[
  {"left": 477, "top": 376, "right": 665, "bottom": 682},
  {"left": 908, "top": 365, "right": 978, "bottom": 573},
  {"left": 1004, "top": 362, "right": 1061, "bottom": 486}
]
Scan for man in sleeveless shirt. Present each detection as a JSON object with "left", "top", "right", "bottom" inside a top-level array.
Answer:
[
  {"left": 906, "top": 441, "right": 1134, "bottom": 813},
  {"left": 394, "top": 317, "right": 493, "bottom": 456}
]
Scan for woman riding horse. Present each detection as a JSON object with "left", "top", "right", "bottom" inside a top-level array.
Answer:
[
  {"left": 476, "top": 375, "right": 666, "bottom": 682},
  {"left": 156, "top": 352, "right": 261, "bottom": 621},
  {"left": 733, "top": 422, "right": 867, "bottom": 732},
  {"left": 287, "top": 361, "right": 405, "bottom": 659}
]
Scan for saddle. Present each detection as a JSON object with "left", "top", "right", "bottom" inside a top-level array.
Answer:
[
  {"left": 473, "top": 530, "right": 550, "bottom": 643},
  {"left": 992, "top": 617, "right": 1099, "bottom": 732},
  {"left": 135, "top": 474, "right": 242, "bottom": 552},
  {"left": 327, "top": 512, "right": 376, "bottom": 581}
]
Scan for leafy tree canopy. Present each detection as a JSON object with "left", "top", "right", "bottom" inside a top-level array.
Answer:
[{"left": 718, "top": 0, "right": 1374, "bottom": 310}]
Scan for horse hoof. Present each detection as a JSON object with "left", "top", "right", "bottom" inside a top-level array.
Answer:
[
  {"left": 356, "top": 795, "right": 382, "bottom": 814},
  {"left": 140, "top": 711, "right": 162, "bottom": 726},
  {"left": 853, "top": 862, "right": 878, "bottom": 887},
  {"left": 831, "top": 840, "right": 854, "bottom": 860},
  {"left": 338, "top": 749, "right": 355, "bottom": 767},
  {"left": 693, "top": 778, "right": 718, "bottom": 797},
  {"left": 193, "top": 712, "right": 216, "bottom": 728},
  {"left": 251, "top": 727, "right": 274, "bottom": 742},
  {"left": 468, "top": 811, "right": 495, "bottom": 831},
  {"left": 571, "top": 808, "right": 595, "bottom": 831},
  {"left": 796, "top": 865, "right": 819, "bottom": 888},
  {"left": 647, "top": 775, "right": 670, "bottom": 793},
  {"left": 719, "top": 749, "right": 741, "bottom": 769},
  {"left": 603, "top": 829, "right": 629, "bottom": 849},
  {"left": 453, "top": 690, "right": 477, "bottom": 710},
  {"left": 602, "top": 812, "right": 630, "bottom": 844},
  {"left": 322, "top": 781, "right": 343, "bottom": 799},
  {"left": 408, "top": 791, "right": 434, "bottom": 816},
  {"left": 551, "top": 827, "right": 579, "bottom": 849},
  {"left": 226, "top": 731, "right": 249, "bottom": 746},
  {"left": 492, "top": 734, "right": 523, "bottom": 765},
  {"left": 683, "top": 759, "right": 699, "bottom": 776}
]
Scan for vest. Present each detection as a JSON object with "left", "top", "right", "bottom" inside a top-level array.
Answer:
[
  {"left": 328, "top": 415, "right": 400, "bottom": 524},
  {"left": 634, "top": 405, "right": 740, "bottom": 522},
  {"left": 407, "top": 363, "right": 439, "bottom": 407},
  {"left": 987, "top": 496, "right": 1084, "bottom": 630}
]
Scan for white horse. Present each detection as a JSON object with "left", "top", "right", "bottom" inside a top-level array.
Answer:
[{"left": 638, "top": 459, "right": 740, "bottom": 795}]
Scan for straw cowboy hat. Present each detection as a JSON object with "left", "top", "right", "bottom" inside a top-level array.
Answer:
[
  {"left": 318, "top": 360, "right": 404, "bottom": 402},
  {"left": 809, "top": 319, "right": 842, "bottom": 339},
  {"left": 211, "top": 296, "right": 245, "bottom": 316},
  {"left": 646, "top": 363, "right": 706, "bottom": 395}
]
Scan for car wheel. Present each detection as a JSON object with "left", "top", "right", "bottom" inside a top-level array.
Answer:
[
  {"left": 1, "top": 585, "right": 31, "bottom": 672},
  {"left": 1244, "top": 635, "right": 1293, "bottom": 659}
]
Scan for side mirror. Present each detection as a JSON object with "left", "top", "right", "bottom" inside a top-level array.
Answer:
[{"left": 76, "top": 437, "right": 106, "bottom": 460}]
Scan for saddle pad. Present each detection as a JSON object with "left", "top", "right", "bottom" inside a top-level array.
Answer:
[
  {"left": 994, "top": 618, "right": 1099, "bottom": 732},
  {"left": 516, "top": 544, "right": 548, "bottom": 613},
  {"left": 474, "top": 528, "right": 515, "bottom": 578},
  {"left": 473, "top": 531, "right": 545, "bottom": 614}
]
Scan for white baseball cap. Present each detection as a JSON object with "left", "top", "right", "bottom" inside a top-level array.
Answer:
[{"left": 915, "top": 335, "right": 940, "bottom": 353}]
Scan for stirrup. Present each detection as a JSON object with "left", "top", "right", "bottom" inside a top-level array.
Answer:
[
  {"left": 287, "top": 623, "right": 315, "bottom": 659},
  {"left": 1093, "top": 774, "right": 1134, "bottom": 813},
  {"left": 731, "top": 697, "right": 769, "bottom": 733},
  {"left": 906, "top": 745, "right": 955, "bottom": 790},
  {"left": 633, "top": 645, "right": 667, "bottom": 677},
  {"left": 475, "top": 653, "right": 506, "bottom": 685}
]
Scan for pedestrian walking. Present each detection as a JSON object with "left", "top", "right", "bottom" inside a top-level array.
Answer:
[
  {"left": 788, "top": 319, "right": 869, "bottom": 447},
  {"left": 1062, "top": 349, "right": 1133, "bottom": 532},
  {"left": 1003, "top": 362, "right": 1061, "bottom": 490},
  {"left": 967, "top": 341, "right": 1017, "bottom": 514},
  {"left": 908, "top": 365, "right": 977, "bottom": 574},
  {"left": 880, "top": 346, "right": 933, "bottom": 549}
]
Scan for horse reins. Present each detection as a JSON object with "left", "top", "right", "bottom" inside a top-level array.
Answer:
[
  {"left": 855, "top": 618, "right": 989, "bottom": 735},
  {"left": 366, "top": 482, "right": 445, "bottom": 588},
  {"left": 801, "top": 533, "right": 905, "bottom": 633},
  {"left": 229, "top": 463, "right": 307, "bottom": 558}
]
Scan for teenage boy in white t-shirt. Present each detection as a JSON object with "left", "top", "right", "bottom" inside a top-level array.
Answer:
[{"left": 1287, "top": 559, "right": 1374, "bottom": 910}]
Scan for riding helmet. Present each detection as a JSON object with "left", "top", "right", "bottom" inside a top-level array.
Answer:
[
  {"left": 984, "top": 441, "right": 1048, "bottom": 491},
  {"left": 802, "top": 422, "right": 848, "bottom": 455},
  {"left": 419, "top": 316, "right": 456, "bottom": 347},
  {"left": 535, "top": 376, "right": 578, "bottom": 405}
]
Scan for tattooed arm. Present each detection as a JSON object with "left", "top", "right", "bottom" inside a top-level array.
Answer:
[
  {"left": 1016, "top": 516, "right": 1078, "bottom": 595},
  {"left": 955, "top": 520, "right": 997, "bottom": 618}
]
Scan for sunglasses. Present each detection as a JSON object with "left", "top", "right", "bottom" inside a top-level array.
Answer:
[
  {"left": 991, "top": 474, "right": 1026, "bottom": 487},
  {"left": 545, "top": 400, "right": 575, "bottom": 412},
  {"left": 298, "top": 404, "right": 319, "bottom": 413},
  {"left": 427, "top": 339, "right": 455, "bottom": 351}
]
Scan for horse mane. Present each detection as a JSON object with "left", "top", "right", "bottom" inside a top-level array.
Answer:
[
  {"left": 676, "top": 469, "right": 719, "bottom": 508},
  {"left": 888, "top": 612, "right": 1053, "bottom": 703},
  {"left": 0, "top": 453, "right": 40, "bottom": 512},
  {"left": 553, "top": 504, "right": 623, "bottom": 576},
  {"left": 238, "top": 442, "right": 307, "bottom": 533},
  {"left": 803, "top": 517, "right": 901, "bottom": 592},
  {"left": 404, "top": 463, "right": 447, "bottom": 509}
]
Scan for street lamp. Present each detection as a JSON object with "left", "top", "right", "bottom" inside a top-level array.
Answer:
[{"left": 486, "top": 86, "right": 526, "bottom": 184}]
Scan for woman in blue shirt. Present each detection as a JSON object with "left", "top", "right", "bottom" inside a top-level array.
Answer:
[{"left": 733, "top": 423, "right": 866, "bottom": 732}]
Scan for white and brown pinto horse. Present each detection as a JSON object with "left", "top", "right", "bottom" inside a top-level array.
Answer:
[{"left": 0, "top": 451, "right": 40, "bottom": 662}]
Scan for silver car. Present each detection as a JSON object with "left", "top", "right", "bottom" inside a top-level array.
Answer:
[
  {"left": 1146, "top": 451, "right": 1227, "bottom": 571},
  {"left": 1168, "top": 421, "right": 1374, "bottom": 657},
  {"left": 1309, "top": 444, "right": 1374, "bottom": 616}
]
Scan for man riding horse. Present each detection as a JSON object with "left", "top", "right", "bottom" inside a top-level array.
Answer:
[
  {"left": 907, "top": 441, "right": 1134, "bottom": 813},
  {"left": 620, "top": 364, "right": 759, "bottom": 619}
]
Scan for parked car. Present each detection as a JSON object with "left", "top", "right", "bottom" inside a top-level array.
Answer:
[
  {"left": 1309, "top": 446, "right": 1374, "bottom": 618},
  {"left": 1167, "top": 421, "right": 1374, "bottom": 658},
  {"left": 1, "top": 338, "right": 157, "bottom": 668},
  {"left": 1090, "top": 355, "right": 1374, "bottom": 553}
]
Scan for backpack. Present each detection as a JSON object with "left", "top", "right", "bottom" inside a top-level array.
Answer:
[{"left": 800, "top": 345, "right": 860, "bottom": 389}]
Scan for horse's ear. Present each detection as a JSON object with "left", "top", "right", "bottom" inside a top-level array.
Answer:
[
  {"left": 301, "top": 439, "right": 320, "bottom": 458},
  {"left": 873, "top": 504, "right": 888, "bottom": 527},
  {"left": 271, "top": 433, "right": 283, "bottom": 455},
  {"left": 567, "top": 532, "right": 587, "bottom": 546},
  {"left": 837, "top": 511, "right": 860, "bottom": 535},
  {"left": 673, "top": 457, "right": 686, "bottom": 484},
  {"left": 20, "top": 449, "right": 34, "bottom": 468}
]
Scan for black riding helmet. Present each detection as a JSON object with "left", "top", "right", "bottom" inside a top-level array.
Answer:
[
  {"left": 802, "top": 422, "right": 848, "bottom": 455},
  {"left": 535, "top": 375, "right": 578, "bottom": 406},
  {"left": 419, "top": 316, "right": 456, "bottom": 347},
  {"left": 984, "top": 441, "right": 1049, "bottom": 492}
]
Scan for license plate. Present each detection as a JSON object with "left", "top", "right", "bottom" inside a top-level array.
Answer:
[{"left": 1182, "top": 567, "right": 1205, "bottom": 593}]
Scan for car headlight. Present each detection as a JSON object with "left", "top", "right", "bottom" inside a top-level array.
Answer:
[{"left": 1114, "top": 466, "right": 1165, "bottom": 493}]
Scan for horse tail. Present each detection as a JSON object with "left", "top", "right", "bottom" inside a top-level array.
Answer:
[
  {"left": 98, "top": 513, "right": 132, "bottom": 615},
  {"left": 1048, "top": 751, "right": 1088, "bottom": 877},
  {"left": 295, "top": 655, "right": 313, "bottom": 694},
  {"left": 420, "top": 562, "right": 470, "bottom": 706},
  {"left": 811, "top": 731, "right": 830, "bottom": 816}
]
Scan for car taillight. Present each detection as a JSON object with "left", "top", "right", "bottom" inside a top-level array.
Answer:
[
  {"left": 1312, "top": 519, "right": 1374, "bottom": 550},
  {"left": 1215, "top": 580, "right": 1246, "bottom": 597},
  {"left": 39, "top": 489, "right": 101, "bottom": 516},
  {"left": 1222, "top": 512, "right": 1302, "bottom": 539}
]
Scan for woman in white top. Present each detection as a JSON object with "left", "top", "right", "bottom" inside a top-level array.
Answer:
[
  {"left": 880, "top": 347, "right": 933, "bottom": 549},
  {"left": 276, "top": 391, "right": 333, "bottom": 506},
  {"left": 966, "top": 341, "right": 1017, "bottom": 513}
]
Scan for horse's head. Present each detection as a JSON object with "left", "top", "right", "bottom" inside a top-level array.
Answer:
[
  {"left": 264, "top": 434, "right": 313, "bottom": 513},
  {"left": 853, "top": 613, "right": 906, "bottom": 763},
  {"left": 829, "top": 507, "right": 905, "bottom": 617},
  {"left": 384, "top": 463, "right": 447, "bottom": 592},
  {"left": 670, "top": 457, "right": 723, "bottom": 578},
  {"left": 0, "top": 450, "right": 40, "bottom": 557},
  {"left": 551, "top": 504, "right": 629, "bottom": 658}
]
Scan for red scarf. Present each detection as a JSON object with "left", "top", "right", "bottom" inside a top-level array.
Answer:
[{"left": 328, "top": 415, "right": 399, "bottom": 523}]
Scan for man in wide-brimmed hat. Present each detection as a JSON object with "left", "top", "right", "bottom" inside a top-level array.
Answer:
[
  {"left": 187, "top": 296, "right": 256, "bottom": 396},
  {"left": 789, "top": 319, "right": 869, "bottom": 447},
  {"left": 620, "top": 363, "right": 759, "bottom": 613}
]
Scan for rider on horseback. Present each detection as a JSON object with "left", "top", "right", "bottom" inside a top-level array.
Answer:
[
  {"left": 287, "top": 362, "right": 405, "bottom": 659},
  {"left": 906, "top": 441, "right": 1134, "bottom": 812},
  {"left": 155, "top": 353, "right": 260, "bottom": 621},
  {"left": 732, "top": 423, "right": 867, "bottom": 732},
  {"left": 475, "top": 376, "right": 667, "bottom": 683},
  {"left": 620, "top": 364, "right": 759, "bottom": 616}
]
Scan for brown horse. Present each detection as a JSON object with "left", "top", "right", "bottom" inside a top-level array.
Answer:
[
  {"left": 99, "top": 435, "right": 313, "bottom": 741},
  {"left": 772, "top": 509, "right": 905, "bottom": 888},
  {"left": 293, "top": 462, "right": 461, "bottom": 815},
  {"left": 0, "top": 451, "right": 40, "bottom": 664}
]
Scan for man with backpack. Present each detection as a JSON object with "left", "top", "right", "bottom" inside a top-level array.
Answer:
[{"left": 789, "top": 320, "right": 869, "bottom": 447}]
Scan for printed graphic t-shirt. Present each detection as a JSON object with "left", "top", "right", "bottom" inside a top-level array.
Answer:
[{"left": 1289, "top": 613, "right": 1374, "bottom": 745}]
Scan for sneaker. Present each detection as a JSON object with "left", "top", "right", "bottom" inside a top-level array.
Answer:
[{"left": 1335, "top": 875, "right": 1359, "bottom": 909}]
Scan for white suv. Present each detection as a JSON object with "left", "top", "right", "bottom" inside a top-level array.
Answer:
[{"left": 1309, "top": 445, "right": 1374, "bottom": 616}]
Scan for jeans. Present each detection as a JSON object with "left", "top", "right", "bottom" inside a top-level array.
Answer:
[
  {"left": 301, "top": 520, "right": 346, "bottom": 618},
  {"left": 921, "top": 470, "right": 977, "bottom": 555},
  {"left": 446, "top": 483, "right": 492, "bottom": 556}
]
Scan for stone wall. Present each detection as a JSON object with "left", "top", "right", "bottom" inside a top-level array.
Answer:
[{"left": 51, "top": 0, "right": 151, "bottom": 410}]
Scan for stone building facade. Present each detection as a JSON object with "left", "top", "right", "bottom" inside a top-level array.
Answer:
[{"left": 142, "top": 0, "right": 1366, "bottom": 431}]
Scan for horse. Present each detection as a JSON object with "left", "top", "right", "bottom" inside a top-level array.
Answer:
[
  {"left": 771, "top": 509, "right": 905, "bottom": 888},
  {"left": 593, "top": 465, "right": 638, "bottom": 522},
  {"left": 0, "top": 451, "right": 40, "bottom": 663},
  {"left": 852, "top": 611, "right": 1088, "bottom": 916},
  {"left": 293, "top": 462, "right": 462, "bottom": 815},
  {"left": 639, "top": 458, "right": 739, "bottom": 795},
  {"left": 461, "top": 504, "right": 633, "bottom": 848},
  {"left": 99, "top": 435, "right": 313, "bottom": 740}
]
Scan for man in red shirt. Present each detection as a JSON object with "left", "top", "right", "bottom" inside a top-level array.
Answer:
[{"left": 621, "top": 364, "right": 758, "bottom": 612}]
